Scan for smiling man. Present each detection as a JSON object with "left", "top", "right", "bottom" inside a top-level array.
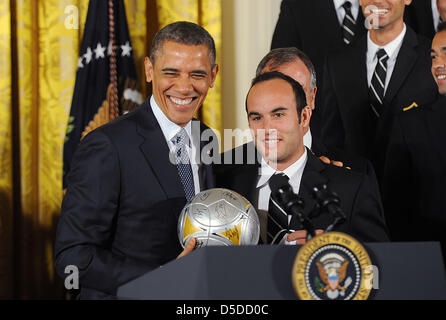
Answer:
[
  {"left": 383, "top": 23, "right": 446, "bottom": 263},
  {"left": 144, "top": 34, "right": 217, "bottom": 126},
  {"left": 218, "top": 71, "right": 389, "bottom": 245},
  {"left": 321, "top": 0, "right": 438, "bottom": 187},
  {"left": 54, "top": 21, "right": 218, "bottom": 299},
  {"left": 432, "top": 26, "right": 446, "bottom": 94},
  {"left": 247, "top": 73, "right": 310, "bottom": 172},
  {"left": 256, "top": 47, "right": 379, "bottom": 175}
]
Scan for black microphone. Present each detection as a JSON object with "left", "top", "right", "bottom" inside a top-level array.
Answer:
[
  {"left": 304, "top": 172, "right": 346, "bottom": 232},
  {"left": 269, "top": 173, "right": 316, "bottom": 238}
]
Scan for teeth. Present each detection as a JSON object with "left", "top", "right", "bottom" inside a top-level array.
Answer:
[
  {"left": 438, "top": 75, "right": 446, "bottom": 80},
  {"left": 169, "top": 96, "right": 193, "bottom": 105},
  {"left": 264, "top": 140, "right": 279, "bottom": 145},
  {"left": 373, "top": 9, "right": 389, "bottom": 14}
]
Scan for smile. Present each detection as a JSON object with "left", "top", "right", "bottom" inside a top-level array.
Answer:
[
  {"left": 264, "top": 139, "right": 280, "bottom": 145},
  {"left": 168, "top": 96, "right": 196, "bottom": 105},
  {"left": 436, "top": 74, "right": 446, "bottom": 80},
  {"left": 372, "top": 8, "right": 389, "bottom": 15}
]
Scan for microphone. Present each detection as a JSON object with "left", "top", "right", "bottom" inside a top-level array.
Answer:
[
  {"left": 304, "top": 172, "right": 346, "bottom": 232},
  {"left": 269, "top": 173, "right": 316, "bottom": 238}
]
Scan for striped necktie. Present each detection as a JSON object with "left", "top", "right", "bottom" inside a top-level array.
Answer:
[
  {"left": 342, "top": 1, "right": 356, "bottom": 45},
  {"left": 266, "top": 174, "right": 290, "bottom": 244},
  {"left": 369, "top": 48, "right": 389, "bottom": 118},
  {"left": 172, "top": 128, "right": 195, "bottom": 201}
]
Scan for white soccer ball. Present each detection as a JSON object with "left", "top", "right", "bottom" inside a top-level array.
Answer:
[{"left": 178, "top": 188, "right": 260, "bottom": 247}]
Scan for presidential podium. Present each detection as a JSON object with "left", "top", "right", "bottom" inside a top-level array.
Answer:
[{"left": 117, "top": 242, "right": 446, "bottom": 300}]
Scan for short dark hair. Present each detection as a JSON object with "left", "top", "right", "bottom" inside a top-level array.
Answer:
[
  {"left": 149, "top": 21, "right": 216, "bottom": 65},
  {"left": 438, "top": 22, "right": 446, "bottom": 33},
  {"left": 246, "top": 71, "right": 308, "bottom": 121},
  {"left": 256, "top": 47, "right": 317, "bottom": 91}
]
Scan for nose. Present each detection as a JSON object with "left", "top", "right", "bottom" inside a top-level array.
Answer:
[
  {"left": 174, "top": 74, "right": 193, "bottom": 95},
  {"left": 263, "top": 119, "right": 278, "bottom": 137},
  {"left": 252, "top": 118, "right": 277, "bottom": 139},
  {"left": 262, "top": 116, "right": 273, "bottom": 131},
  {"left": 433, "top": 55, "right": 446, "bottom": 70}
]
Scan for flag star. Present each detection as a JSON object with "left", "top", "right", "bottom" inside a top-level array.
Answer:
[
  {"left": 94, "top": 43, "right": 106, "bottom": 59},
  {"left": 78, "top": 56, "right": 84, "bottom": 69},
  {"left": 83, "top": 47, "right": 93, "bottom": 64},
  {"left": 121, "top": 41, "right": 132, "bottom": 57}
]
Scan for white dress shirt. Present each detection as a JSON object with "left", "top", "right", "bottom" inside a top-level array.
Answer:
[
  {"left": 303, "top": 129, "right": 312, "bottom": 150},
  {"left": 366, "top": 24, "right": 407, "bottom": 95},
  {"left": 333, "top": 0, "right": 360, "bottom": 25},
  {"left": 432, "top": 0, "right": 441, "bottom": 31},
  {"left": 255, "top": 148, "right": 308, "bottom": 244},
  {"left": 150, "top": 95, "right": 201, "bottom": 195}
]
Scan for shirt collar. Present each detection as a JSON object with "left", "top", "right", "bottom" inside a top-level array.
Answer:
[
  {"left": 333, "top": 0, "right": 359, "bottom": 11},
  {"left": 432, "top": 0, "right": 441, "bottom": 31},
  {"left": 367, "top": 24, "right": 407, "bottom": 60},
  {"left": 256, "top": 148, "right": 308, "bottom": 189},
  {"left": 303, "top": 128, "right": 312, "bottom": 149},
  {"left": 150, "top": 95, "right": 192, "bottom": 145}
]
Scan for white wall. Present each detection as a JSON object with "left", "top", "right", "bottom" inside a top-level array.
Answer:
[{"left": 221, "top": 0, "right": 281, "bottom": 151}]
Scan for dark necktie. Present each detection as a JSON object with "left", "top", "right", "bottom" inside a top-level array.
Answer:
[
  {"left": 172, "top": 128, "right": 195, "bottom": 201},
  {"left": 342, "top": 1, "right": 356, "bottom": 45},
  {"left": 266, "top": 174, "right": 290, "bottom": 244},
  {"left": 369, "top": 48, "right": 389, "bottom": 118}
]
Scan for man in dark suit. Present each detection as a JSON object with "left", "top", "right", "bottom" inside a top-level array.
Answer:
[
  {"left": 54, "top": 22, "right": 219, "bottom": 299},
  {"left": 217, "top": 71, "right": 389, "bottom": 245},
  {"left": 321, "top": 0, "right": 438, "bottom": 184},
  {"left": 405, "top": 0, "right": 444, "bottom": 40},
  {"left": 256, "top": 47, "right": 375, "bottom": 176},
  {"left": 271, "top": 0, "right": 367, "bottom": 137},
  {"left": 383, "top": 23, "right": 446, "bottom": 260}
]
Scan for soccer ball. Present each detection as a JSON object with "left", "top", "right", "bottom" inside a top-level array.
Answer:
[{"left": 178, "top": 188, "right": 260, "bottom": 247}]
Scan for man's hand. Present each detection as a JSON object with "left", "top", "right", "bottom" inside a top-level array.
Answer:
[
  {"left": 177, "top": 237, "right": 197, "bottom": 259},
  {"left": 286, "top": 229, "right": 324, "bottom": 245},
  {"left": 319, "top": 156, "right": 344, "bottom": 168}
]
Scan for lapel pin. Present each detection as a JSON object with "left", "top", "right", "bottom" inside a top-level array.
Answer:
[{"left": 403, "top": 102, "right": 418, "bottom": 112}]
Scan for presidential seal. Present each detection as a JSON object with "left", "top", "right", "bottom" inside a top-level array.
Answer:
[{"left": 292, "top": 232, "right": 373, "bottom": 300}]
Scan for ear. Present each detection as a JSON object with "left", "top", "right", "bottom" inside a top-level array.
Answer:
[
  {"left": 144, "top": 57, "right": 153, "bottom": 83},
  {"left": 311, "top": 86, "right": 318, "bottom": 110},
  {"left": 405, "top": 0, "right": 413, "bottom": 6},
  {"left": 300, "top": 105, "right": 312, "bottom": 128},
  {"left": 209, "top": 64, "right": 219, "bottom": 88}
]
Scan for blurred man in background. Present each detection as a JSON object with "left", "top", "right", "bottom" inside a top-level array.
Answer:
[{"left": 383, "top": 23, "right": 446, "bottom": 262}]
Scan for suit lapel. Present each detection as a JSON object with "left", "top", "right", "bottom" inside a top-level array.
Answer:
[
  {"left": 196, "top": 120, "right": 217, "bottom": 190},
  {"left": 240, "top": 164, "right": 260, "bottom": 205},
  {"left": 290, "top": 150, "right": 328, "bottom": 229},
  {"left": 341, "top": 36, "right": 369, "bottom": 110},
  {"left": 136, "top": 100, "right": 184, "bottom": 198},
  {"left": 356, "top": 9, "right": 366, "bottom": 37},
  {"left": 322, "top": 0, "right": 343, "bottom": 41},
  {"left": 357, "top": 37, "right": 370, "bottom": 99},
  {"left": 225, "top": 142, "right": 262, "bottom": 204},
  {"left": 383, "top": 28, "right": 419, "bottom": 107}
]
